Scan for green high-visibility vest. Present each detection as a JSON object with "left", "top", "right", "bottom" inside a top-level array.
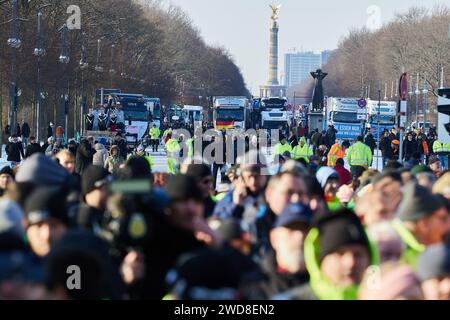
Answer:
[
  {"left": 149, "top": 127, "right": 160, "bottom": 140},
  {"left": 347, "top": 142, "right": 372, "bottom": 167},
  {"left": 292, "top": 144, "right": 313, "bottom": 162}
]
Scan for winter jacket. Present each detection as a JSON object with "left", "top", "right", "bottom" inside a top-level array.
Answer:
[
  {"left": 242, "top": 250, "right": 309, "bottom": 300},
  {"left": 104, "top": 155, "right": 125, "bottom": 174},
  {"left": 75, "top": 140, "right": 95, "bottom": 175},
  {"left": 5, "top": 141, "right": 24, "bottom": 162},
  {"left": 113, "top": 139, "right": 128, "bottom": 159},
  {"left": 403, "top": 138, "right": 418, "bottom": 159},
  {"left": 334, "top": 165, "right": 352, "bottom": 186},
  {"left": 93, "top": 143, "right": 108, "bottom": 166},
  {"left": 364, "top": 134, "right": 376, "bottom": 155},
  {"left": 21, "top": 123, "right": 31, "bottom": 138},
  {"left": 379, "top": 136, "right": 392, "bottom": 158},
  {"left": 25, "top": 143, "right": 42, "bottom": 158}
]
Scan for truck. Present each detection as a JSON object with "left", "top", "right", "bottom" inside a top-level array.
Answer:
[
  {"left": 213, "top": 96, "right": 249, "bottom": 130},
  {"left": 260, "top": 97, "right": 291, "bottom": 136},
  {"left": 326, "top": 97, "right": 365, "bottom": 140},
  {"left": 144, "top": 97, "right": 161, "bottom": 129},
  {"left": 365, "top": 100, "right": 397, "bottom": 139},
  {"left": 183, "top": 105, "right": 204, "bottom": 129},
  {"left": 437, "top": 88, "right": 450, "bottom": 143}
]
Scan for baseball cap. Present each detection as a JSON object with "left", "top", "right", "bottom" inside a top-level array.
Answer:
[{"left": 274, "top": 203, "right": 313, "bottom": 228}]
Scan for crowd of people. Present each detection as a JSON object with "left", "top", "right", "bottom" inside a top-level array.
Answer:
[{"left": 0, "top": 121, "right": 449, "bottom": 300}]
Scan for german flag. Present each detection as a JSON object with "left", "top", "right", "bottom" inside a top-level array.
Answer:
[{"left": 216, "top": 121, "right": 235, "bottom": 130}]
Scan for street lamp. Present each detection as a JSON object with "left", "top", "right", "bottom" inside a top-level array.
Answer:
[
  {"left": 95, "top": 39, "right": 104, "bottom": 73},
  {"left": 7, "top": 0, "right": 21, "bottom": 136},
  {"left": 34, "top": 10, "right": 46, "bottom": 142},
  {"left": 79, "top": 32, "right": 88, "bottom": 135},
  {"left": 422, "top": 72, "right": 429, "bottom": 125},
  {"left": 414, "top": 73, "right": 420, "bottom": 126},
  {"left": 59, "top": 24, "right": 70, "bottom": 137}
]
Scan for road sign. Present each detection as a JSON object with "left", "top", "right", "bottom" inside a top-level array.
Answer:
[{"left": 358, "top": 98, "right": 367, "bottom": 108}]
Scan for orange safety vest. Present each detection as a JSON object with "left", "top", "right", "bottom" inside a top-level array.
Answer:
[{"left": 327, "top": 143, "right": 345, "bottom": 167}]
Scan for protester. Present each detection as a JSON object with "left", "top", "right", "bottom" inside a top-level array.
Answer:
[
  {"left": 6, "top": 134, "right": 25, "bottom": 165},
  {"left": 93, "top": 143, "right": 108, "bottom": 167},
  {"left": 0, "top": 166, "right": 14, "bottom": 197},
  {"left": 417, "top": 243, "right": 450, "bottom": 300},
  {"left": 392, "top": 183, "right": 450, "bottom": 268},
  {"left": 25, "top": 136, "right": 42, "bottom": 158},
  {"left": 75, "top": 138, "right": 95, "bottom": 175}
]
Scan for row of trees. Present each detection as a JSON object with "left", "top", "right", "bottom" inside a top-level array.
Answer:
[
  {"left": 288, "top": 5, "right": 450, "bottom": 124},
  {"left": 0, "top": 0, "right": 249, "bottom": 138}
]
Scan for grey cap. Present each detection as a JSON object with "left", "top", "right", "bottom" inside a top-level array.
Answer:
[
  {"left": 398, "top": 183, "right": 445, "bottom": 222},
  {"left": 15, "top": 153, "right": 69, "bottom": 186},
  {"left": 417, "top": 243, "right": 450, "bottom": 281}
]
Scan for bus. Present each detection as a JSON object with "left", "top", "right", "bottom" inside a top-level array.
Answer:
[
  {"left": 213, "top": 96, "right": 249, "bottom": 130},
  {"left": 366, "top": 100, "right": 397, "bottom": 139},
  {"left": 326, "top": 97, "right": 364, "bottom": 140}
]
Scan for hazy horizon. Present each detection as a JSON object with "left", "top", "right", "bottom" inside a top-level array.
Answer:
[{"left": 168, "top": 0, "right": 450, "bottom": 95}]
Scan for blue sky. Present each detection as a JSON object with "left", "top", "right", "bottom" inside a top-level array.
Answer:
[{"left": 168, "top": 0, "right": 450, "bottom": 95}]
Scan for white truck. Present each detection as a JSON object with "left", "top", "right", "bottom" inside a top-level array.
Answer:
[
  {"left": 260, "top": 97, "right": 291, "bottom": 135},
  {"left": 366, "top": 100, "right": 397, "bottom": 140},
  {"left": 437, "top": 88, "right": 450, "bottom": 143},
  {"left": 183, "top": 105, "right": 204, "bottom": 128},
  {"left": 326, "top": 97, "right": 365, "bottom": 140}
]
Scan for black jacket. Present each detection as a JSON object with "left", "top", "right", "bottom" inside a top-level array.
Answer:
[
  {"left": 242, "top": 250, "right": 309, "bottom": 300},
  {"left": 403, "top": 138, "right": 418, "bottom": 159},
  {"left": 21, "top": 123, "right": 31, "bottom": 138},
  {"left": 113, "top": 139, "right": 128, "bottom": 159},
  {"left": 365, "top": 135, "right": 376, "bottom": 155},
  {"left": 77, "top": 203, "right": 105, "bottom": 232},
  {"left": 25, "top": 143, "right": 42, "bottom": 158},
  {"left": 379, "top": 136, "right": 392, "bottom": 157},
  {"left": 6, "top": 141, "right": 24, "bottom": 162},
  {"left": 75, "top": 141, "right": 95, "bottom": 175}
]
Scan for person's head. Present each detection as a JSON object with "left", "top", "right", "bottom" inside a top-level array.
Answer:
[
  {"left": 299, "top": 136, "right": 306, "bottom": 147},
  {"left": 115, "top": 133, "right": 122, "bottom": 141},
  {"left": 153, "top": 124, "right": 156, "bottom": 128},
  {"left": 418, "top": 243, "right": 450, "bottom": 300},
  {"left": 367, "top": 221, "right": 404, "bottom": 263},
  {"left": 372, "top": 171, "right": 403, "bottom": 214},
  {"left": 82, "top": 166, "right": 111, "bottom": 211},
  {"left": 29, "top": 136, "right": 36, "bottom": 144},
  {"left": 407, "top": 133, "right": 413, "bottom": 141},
  {"left": 429, "top": 156, "right": 442, "bottom": 173},
  {"left": 399, "top": 183, "right": 450, "bottom": 246},
  {"left": 391, "top": 139, "right": 400, "bottom": 149},
  {"left": 266, "top": 171, "right": 307, "bottom": 215},
  {"left": 0, "top": 166, "right": 14, "bottom": 191},
  {"left": 215, "top": 219, "right": 252, "bottom": 256},
  {"left": 359, "top": 262, "right": 423, "bottom": 300},
  {"left": 336, "top": 158, "right": 345, "bottom": 167},
  {"left": 270, "top": 203, "right": 312, "bottom": 274},
  {"left": 316, "top": 167, "right": 340, "bottom": 199},
  {"left": 416, "top": 172, "right": 437, "bottom": 191},
  {"left": 342, "top": 140, "right": 350, "bottom": 150},
  {"left": 355, "top": 191, "right": 395, "bottom": 226},
  {"left": 236, "top": 150, "right": 268, "bottom": 195},
  {"left": 24, "top": 187, "right": 69, "bottom": 257},
  {"left": 164, "top": 175, "right": 204, "bottom": 232},
  {"left": 184, "top": 164, "right": 214, "bottom": 199},
  {"left": 433, "top": 173, "right": 450, "bottom": 200},
  {"left": 110, "top": 145, "right": 119, "bottom": 157},
  {"left": 55, "top": 150, "right": 75, "bottom": 175},
  {"left": 280, "top": 135, "right": 286, "bottom": 144},
  {"left": 317, "top": 210, "right": 373, "bottom": 287},
  {"left": 356, "top": 136, "right": 363, "bottom": 142}
]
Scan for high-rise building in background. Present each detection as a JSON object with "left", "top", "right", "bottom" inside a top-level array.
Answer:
[
  {"left": 321, "top": 50, "right": 331, "bottom": 66},
  {"left": 284, "top": 50, "right": 331, "bottom": 88}
]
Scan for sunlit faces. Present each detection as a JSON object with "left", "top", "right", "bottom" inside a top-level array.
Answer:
[{"left": 320, "top": 244, "right": 370, "bottom": 287}]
